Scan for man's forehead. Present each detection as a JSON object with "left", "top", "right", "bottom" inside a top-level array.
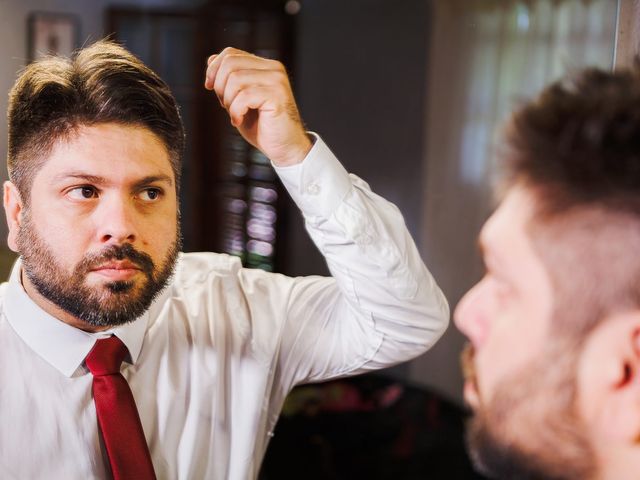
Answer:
[
  {"left": 54, "top": 123, "right": 168, "bottom": 152},
  {"left": 37, "top": 123, "right": 174, "bottom": 179},
  {"left": 479, "top": 186, "right": 536, "bottom": 257}
]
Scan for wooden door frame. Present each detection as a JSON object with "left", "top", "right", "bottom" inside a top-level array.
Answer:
[{"left": 615, "top": 0, "right": 640, "bottom": 69}]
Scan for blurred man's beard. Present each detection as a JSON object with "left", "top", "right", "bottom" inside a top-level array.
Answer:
[
  {"left": 16, "top": 215, "right": 180, "bottom": 328},
  {"left": 462, "top": 343, "right": 595, "bottom": 480}
]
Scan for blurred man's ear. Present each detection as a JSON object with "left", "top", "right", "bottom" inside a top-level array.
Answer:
[
  {"left": 4, "top": 181, "right": 23, "bottom": 253},
  {"left": 577, "top": 311, "right": 640, "bottom": 445}
]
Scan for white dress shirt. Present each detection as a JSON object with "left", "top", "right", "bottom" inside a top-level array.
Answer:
[{"left": 0, "top": 135, "right": 449, "bottom": 479}]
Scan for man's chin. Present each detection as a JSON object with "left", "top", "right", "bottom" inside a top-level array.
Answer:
[
  {"left": 84, "top": 272, "right": 145, "bottom": 295},
  {"left": 104, "top": 279, "right": 137, "bottom": 294}
]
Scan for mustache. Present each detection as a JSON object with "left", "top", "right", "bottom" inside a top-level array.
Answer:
[
  {"left": 461, "top": 342, "right": 476, "bottom": 382},
  {"left": 76, "top": 244, "right": 155, "bottom": 276}
]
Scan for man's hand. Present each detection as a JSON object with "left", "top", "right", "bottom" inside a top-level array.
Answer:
[{"left": 204, "top": 47, "right": 312, "bottom": 167}]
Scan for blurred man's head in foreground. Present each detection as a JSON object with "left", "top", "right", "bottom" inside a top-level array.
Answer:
[{"left": 455, "top": 66, "right": 640, "bottom": 480}]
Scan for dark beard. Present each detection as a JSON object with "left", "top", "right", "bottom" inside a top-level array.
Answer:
[
  {"left": 17, "top": 216, "right": 180, "bottom": 328},
  {"left": 464, "top": 344, "right": 595, "bottom": 480},
  {"left": 467, "top": 417, "right": 570, "bottom": 480}
]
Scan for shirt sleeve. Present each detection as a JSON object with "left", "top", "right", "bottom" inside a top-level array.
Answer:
[{"left": 270, "top": 133, "right": 450, "bottom": 386}]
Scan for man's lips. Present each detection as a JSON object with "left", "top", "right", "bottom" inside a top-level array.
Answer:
[{"left": 90, "top": 261, "right": 142, "bottom": 280}]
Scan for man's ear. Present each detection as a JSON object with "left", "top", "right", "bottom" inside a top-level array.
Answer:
[
  {"left": 577, "top": 311, "right": 640, "bottom": 445},
  {"left": 4, "top": 181, "right": 23, "bottom": 253}
]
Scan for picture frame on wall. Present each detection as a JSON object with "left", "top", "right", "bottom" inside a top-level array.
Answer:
[{"left": 28, "top": 12, "right": 80, "bottom": 62}]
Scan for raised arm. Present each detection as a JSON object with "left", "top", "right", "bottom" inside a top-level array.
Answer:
[{"left": 204, "top": 48, "right": 449, "bottom": 387}]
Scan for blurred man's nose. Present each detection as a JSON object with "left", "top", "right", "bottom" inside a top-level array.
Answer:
[{"left": 454, "top": 281, "right": 490, "bottom": 348}]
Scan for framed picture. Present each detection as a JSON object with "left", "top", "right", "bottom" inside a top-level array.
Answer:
[{"left": 28, "top": 12, "right": 80, "bottom": 62}]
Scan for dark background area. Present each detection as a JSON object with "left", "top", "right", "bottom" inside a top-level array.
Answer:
[{"left": 286, "top": 0, "right": 429, "bottom": 278}]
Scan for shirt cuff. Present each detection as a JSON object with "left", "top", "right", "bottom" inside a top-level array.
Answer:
[{"left": 273, "top": 132, "right": 352, "bottom": 220}]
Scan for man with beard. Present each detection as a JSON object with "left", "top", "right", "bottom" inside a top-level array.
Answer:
[
  {"left": 0, "top": 41, "right": 449, "bottom": 479},
  {"left": 455, "top": 65, "right": 640, "bottom": 480}
]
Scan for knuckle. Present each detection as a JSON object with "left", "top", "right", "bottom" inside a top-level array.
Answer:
[
  {"left": 227, "top": 69, "right": 239, "bottom": 84},
  {"left": 235, "top": 88, "right": 249, "bottom": 103},
  {"left": 219, "top": 55, "right": 243, "bottom": 77},
  {"left": 218, "top": 55, "right": 231, "bottom": 73},
  {"left": 270, "top": 59, "right": 285, "bottom": 71},
  {"left": 230, "top": 100, "right": 243, "bottom": 117},
  {"left": 274, "top": 69, "right": 289, "bottom": 84},
  {"left": 227, "top": 71, "right": 247, "bottom": 94},
  {"left": 221, "top": 46, "right": 238, "bottom": 55},
  {"left": 220, "top": 53, "right": 238, "bottom": 69}
]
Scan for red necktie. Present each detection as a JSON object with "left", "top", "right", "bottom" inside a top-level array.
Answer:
[{"left": 85, "top": 336, "right": 156, "bottom": 480}]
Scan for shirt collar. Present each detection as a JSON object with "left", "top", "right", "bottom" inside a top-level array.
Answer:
[{"left": 3, "top": 258, "right": 150, "bottom": 378}]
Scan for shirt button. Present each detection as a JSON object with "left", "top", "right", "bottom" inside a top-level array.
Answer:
[{"left": 306, "top": 183, "right": 320, "bottom": 195}]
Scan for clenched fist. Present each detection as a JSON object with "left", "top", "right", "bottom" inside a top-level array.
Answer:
[{"left": 204, "top": 47, "right": 312, "bottom": 167}]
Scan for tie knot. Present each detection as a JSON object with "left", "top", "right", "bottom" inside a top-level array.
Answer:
[{"left": 85, "top": 336, "right": 128, "bottom": 376}]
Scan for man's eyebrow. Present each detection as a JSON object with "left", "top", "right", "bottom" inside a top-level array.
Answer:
[
  {"left": 52, "top": 173, "right": 174, "bottom": 188},
  {"left": 131, "top": 175, "right": 174, "bottom": 189},
  {"left": 53, "top": 173, "right": 107, "bottom": 184}
]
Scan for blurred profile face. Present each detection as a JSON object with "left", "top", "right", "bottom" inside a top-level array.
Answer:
[
  {"left": 4, "top": 123, "right": 180, "bottom": 330},
  {"left": 454, "top": 186, "right": 595, "bottom": 479}
]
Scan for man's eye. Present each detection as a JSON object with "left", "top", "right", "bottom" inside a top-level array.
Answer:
[
  {"left": 68, "top": 186, "right": 98, "bottom": 199},
  {"left": 139, "top": 188, "right": 162, "bottom": 201}
]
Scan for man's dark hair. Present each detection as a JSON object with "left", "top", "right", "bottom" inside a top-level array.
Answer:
[
  {"left": 461, "top": 67, "right": 640, "bottom": 480},
  {"left": 7, "top": 39, "right": 184, "bottom": 200},
  {"left": 502, "top": 64, "right": 640, "bottom": 218},
  {"left": 501, "top": 65, "right": 640, "bottom": 340}
]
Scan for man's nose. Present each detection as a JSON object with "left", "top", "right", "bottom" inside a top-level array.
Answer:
[
  {"left": 96, "top": 195, "right": 137, "bottom": 245},
  {"left": 454, "top": 281, "right": 489, "bottom": 348}
]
